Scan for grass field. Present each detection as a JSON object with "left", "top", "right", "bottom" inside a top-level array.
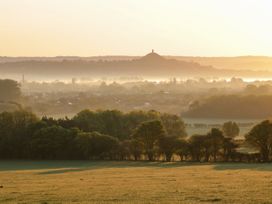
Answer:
[{"left": 0, "top": 161, "right": 272, "bottom": 204}]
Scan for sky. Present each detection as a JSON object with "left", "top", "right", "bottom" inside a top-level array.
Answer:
[{"left": 1, "top": 0, "right": 272, "bottom": 57}]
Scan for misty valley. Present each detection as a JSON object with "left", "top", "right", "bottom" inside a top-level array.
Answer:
[
  {"left": 2, "top": 53, "right": 272, "bottom": 139},
  {"left": 3, "top": 1, "right": 272, "bottom": 203}
]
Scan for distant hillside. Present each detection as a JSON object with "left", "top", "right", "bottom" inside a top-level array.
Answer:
[
  {"left": 0, "top": 52, "right": 214, "bottom": 80},
  {"left": 167, "top": 56, "right": 272, "bottom": 72},
  {"left": 183, "top": 95, "right": 272, "bottom": 119},
  {"left": 1, "top": 52, "right": 272, "bottom": 80},
  {"left": 2, "top": 55, "right": 272, "bottom": 72},
  {"left": 0, "top": 56, "right": 136, "bottom": 63}
]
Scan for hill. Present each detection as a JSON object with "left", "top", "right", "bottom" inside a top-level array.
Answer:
[
  {"left": 169, "top": 56, "right": 272, "bottom": 72},
  {"left": 1, "top": 52, "right": 272, "bottom": 80},
  {"left": 183, "top": 95, "right": 272, "bottom": 119}
]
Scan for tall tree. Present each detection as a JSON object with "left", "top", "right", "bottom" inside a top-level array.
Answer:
[
  {"left": 207, "top": 128, "right": 224, "bottom": 162},
  {"left": 133, "top": 120, "right": 165, "bottom": 161},
  {"left": 160, "top": 113, "right": 187, "bottom": 138},
  {"left": 158, "top": 136, "right": 179, "bottom": 162},
  {"left": 76, "top": 131, "right": 119, "bottom": 160},
  {"left": 246, "top": 120, "right": 272, "bottom": 162},
  {"left": 0, "top": 79, "right": 21, "bottom": 102},
  {"left": 222, "top": 137, "right": 238, "bottom": 162},
  {"left": 158, "top": 114, "right": 187, "bottom": 161},
  {"left": 30, "top": 125, "right": 78, "bottom": 160},
  {"left": 222, "top": 121, "right": 240, "bottom": 138},
  {"left": 128, "top": 139, "right": 143, "bottom": 161},
  {"left": 0, "top": 110, "right": 38, "bottom": 159},
  {"left": 189, "top": 134, "right": 205, "bottom": 162},
  {"left": 73, "top": 109, "right": 101, "bottom": 132},
  {"left": 175, "top": 139, "right": 190, "bottom": 161}
]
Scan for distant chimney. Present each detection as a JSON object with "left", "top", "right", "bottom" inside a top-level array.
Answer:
[{"left": 152, "top": 49, "right": 154, "bottom": 53}]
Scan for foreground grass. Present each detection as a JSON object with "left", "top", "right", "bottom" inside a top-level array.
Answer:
[{"left": 0, "top": 161, "right": 272, "bottom": 204}]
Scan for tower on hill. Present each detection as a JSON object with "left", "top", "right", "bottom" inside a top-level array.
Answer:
[{"left": 140, "top": 50, "right": 165, "bottom": 62}]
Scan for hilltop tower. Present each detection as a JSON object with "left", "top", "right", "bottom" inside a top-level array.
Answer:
[{"left": 140, "top": 50, "right": 165, "bottom": 62}]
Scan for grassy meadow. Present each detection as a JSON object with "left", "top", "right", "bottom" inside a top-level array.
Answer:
[{"left": 0, "top": 161, "right": 272, "bottom": 204}]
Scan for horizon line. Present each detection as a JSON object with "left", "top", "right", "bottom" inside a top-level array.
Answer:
[{"left": 1, "top": 54, "right": 272, "bottom": 58}]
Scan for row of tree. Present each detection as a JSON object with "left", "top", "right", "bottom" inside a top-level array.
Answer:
[{"left": 0, "top": 109, "right": 271, "bottom": 162}]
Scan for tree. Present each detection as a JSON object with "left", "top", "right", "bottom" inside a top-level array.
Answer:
[
  {"left": 133, "top": 120, "right": 166, "bottom": 161},
  {"left": 57, "top": 116, "right": 75, "bottom": 129},
  {"left": 96, "top": 110, "right": 125, "bottom": 139},
  {"left": 175, "top": 139, "right": 190, "bottom": 161},
  {"left": 73, "top": 110, "right": 125, "bottom": 139},
  {"left": 0, "top": 111, "right": 14, "bottom": 159},
  {"left": 160, "top": 113, "right": 187, "bottom": 138},
  {"left": 158, "top": 136, "right": 179, "bottom": 162},
  {"left": 76, "top": 132, "right": 119, "bottom": 160},
  {"left": 246, "top": 120, "right": 272, "bottom": 162},
  {"left": 128, "top": 139, "right": 143, "bottom": 161},
  {"left": 157, "top": 114, "right": 187, "bottom": 162},
  {"left": 202, "top": 135, "right": 212, "bottom": 162},
  {"left": 207, "top": 128, "right": 224, "bottom": 162},
  {"left": 189, "top": 134, "right": 205, "bottom": 162},
  {"left": 30, "top": 125, "right": 78, "bottom": 160},
  {"left": 222, "top": 137, "right": 238, "bottom": 162},
  {"left": 73, "top": 110, "right": 101, "bottom": 132},
  {"left": 0, "top": 110, "right": 38, "bottom": 159},
  {"left": 0, "top": 79, "right": 21, "bottom": 102},
  {"left": 222, "top": 121, "right": 240, "bottom": 138},
  {"left": 118, "top": 140, "right": 131, "bottom": 160},
  {"left": 124, "top": 110, "right": 160, "bottom": 136}
]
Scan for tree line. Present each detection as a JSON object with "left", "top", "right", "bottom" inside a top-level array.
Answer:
[{"left": 0, "top": 109, "right": 271, "bottom": 162}]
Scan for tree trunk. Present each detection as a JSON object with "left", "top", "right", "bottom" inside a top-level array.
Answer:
[
  {"left": 261, "top": 151, "right": 269, "bottom": 162},
  {"left": 147, "top": 152, "right": 153, "bottom": 161},
  {"left": 179, "top": 153, "right": 183, "bottom": 162},
  {"left": 204, "top": 150, "right": 210, "bottom": 162},
  {"left": 213, "top": 152, "right": 217, "bottom": 162},
  {"left": 165, "top": 153, "right": 172, "bottom": 162}
]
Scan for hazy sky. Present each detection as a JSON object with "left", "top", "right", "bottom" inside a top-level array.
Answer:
[{"left": 1, "top": 0, "right": 272, "bottom": 56}]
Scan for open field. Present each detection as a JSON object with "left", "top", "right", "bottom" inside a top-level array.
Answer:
[{"left": 0, "top": 161, "right": 272, "bottom": 204}]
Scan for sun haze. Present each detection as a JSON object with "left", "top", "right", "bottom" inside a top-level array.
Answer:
[{"left": 1, "top": 0, "right": 272, "bottom": 57}]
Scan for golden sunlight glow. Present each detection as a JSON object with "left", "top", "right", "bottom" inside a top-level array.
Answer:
[{"left": 1, "top": 0, "right": 272, "bottom": 56}]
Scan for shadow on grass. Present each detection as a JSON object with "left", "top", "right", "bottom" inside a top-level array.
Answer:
[
  {"left": 213, "top": 162, "right": 272, "bottom": 171},
  {"left": 0, "top": 160, "right": 208, "bottom": 174},
  {"left": 1, "top": 161, "right": 271, "bottom": 174}
]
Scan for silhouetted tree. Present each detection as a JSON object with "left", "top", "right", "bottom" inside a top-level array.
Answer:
[
  {"left": 202, "top": 135, "right": 212, "bottom": 162},
  {"left": 222, "top": 137, "right": 238, "bottom": 162},
  {"left": 160, "top": 113, "right": 187, "bottom": 138},
  {"left": 246, "top": 120, "right": 272, "bottom": 162},
  {"left": 189, "top": 135, "right": 205, "bottom": 162},
  {"left": 97, "top": 110, "right": 125, "bottom": 139},
  {"left": 41, "top": 116, "right": 58, "bottom": 126},
  {"left": 124, "top": 110, "right": 160, "bottom": 136},
  {"left": 158, "top": 136, "right": 179, "bottom": 162},
  {"left": 128, "top": 139, "right": 143, "bottom": 161},
  {"left": 73, "top": 110, "right": 125, "bottom": 139},
  {"left": 133, "top": 120, "right": 165, "bottom": 161},
  {"left": 175, "top": 139, "right": 190, "bottom": 161},
  {"left": 76, "top": 131, "right": 119, "bottom": 160},
  {"left": 207, "top": 128, "right": 224, "bottom": 162},
  {"left": 222, "top": 121, "right": 240, "bottom": 138},
  {"left": 0, "top": 110, "right": 38, "bottom": 159},
  {"left": 30, "top": 125, "right": 78, "bottom": 159},
  {"left": 118, "top": 140, "right": 131, "bottom": 160},
  {"left": 73, "top": 110, "right": 101, "bottom": 132},
  {"left": 0, "top": 79, "right": 21, "bottom": 101}
]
